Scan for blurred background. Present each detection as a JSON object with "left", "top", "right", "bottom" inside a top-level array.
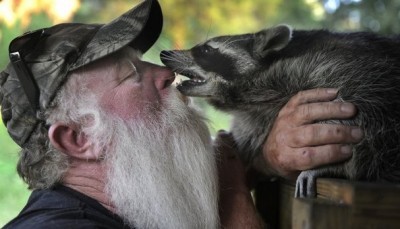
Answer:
[{"left": 1, "top": 0, "right": 400, "bottom": 226}]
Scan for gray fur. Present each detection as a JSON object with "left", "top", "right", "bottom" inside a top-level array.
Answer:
[{"left": 160, "top": 25, "right": 400, "bottom": 197}]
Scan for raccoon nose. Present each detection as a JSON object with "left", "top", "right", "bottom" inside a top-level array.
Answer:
[
  {"left": 160, "top": 50, "right": 172, "bottom": 58},
  {"left": 160, "top": 50, "right": 174, "bottom": 64}
]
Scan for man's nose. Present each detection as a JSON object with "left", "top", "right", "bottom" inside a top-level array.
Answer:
[{"left": 150, "top": 64, "right": 176, "bottom": 90}]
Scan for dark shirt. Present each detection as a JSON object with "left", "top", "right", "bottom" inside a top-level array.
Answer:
[{"left": 3, "top": 184, "right": 130, "bottom": 229}]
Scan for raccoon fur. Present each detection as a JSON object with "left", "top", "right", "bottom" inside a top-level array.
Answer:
[{"left": 160, "top": 25, "right": 400, "bottom": 197}]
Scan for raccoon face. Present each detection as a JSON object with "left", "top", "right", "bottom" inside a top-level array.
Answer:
[{"left": 160, "top": 25, "right": 292, "bottom": 98}]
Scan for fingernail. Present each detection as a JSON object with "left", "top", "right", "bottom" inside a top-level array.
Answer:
[
  {"left": 217, "top": 130, "right": 230, "bottom": 138},
  {"left": 327, "top": 88, "right": 338, "bottom": 94},
  {"left": 218, "top": 129, "right": 227, "bottom": 134},
  {"left": 341, "top": 145, "right": 352, "bottom": 154},
  {"left": 351, "top": 128, "right": 363, "bottom": 140},
  {"left": 341, "top": 103, "right": 355, "bottom": 113}
]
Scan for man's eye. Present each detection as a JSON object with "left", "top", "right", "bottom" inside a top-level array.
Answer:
[
  {"left": 127, "top": 61, "right": 140, "bottom": 80},
  {"left": 129, "top": 61, "right": 138, "bottom": 75}
]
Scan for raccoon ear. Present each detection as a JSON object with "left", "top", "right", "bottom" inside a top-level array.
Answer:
[{"left": 254, "top": 24, "right": 293, "bottom": 58}]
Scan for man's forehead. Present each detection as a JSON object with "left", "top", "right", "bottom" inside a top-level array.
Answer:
[
  {"left": 74, "top": 47, "right": 141, "bottom": 74},
  {"left": 122, "top": 46, "right": 143, "bottom": 59},
  {"left": 116, "top": 47, "right": 142, "bottom": 70},
  {"left": 74, "top": 47, "right": 141, "bottom": 91}
]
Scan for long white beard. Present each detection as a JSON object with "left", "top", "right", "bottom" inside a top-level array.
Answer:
[{"left": 87, "top": 89, "right": 219, "bottom": 228}]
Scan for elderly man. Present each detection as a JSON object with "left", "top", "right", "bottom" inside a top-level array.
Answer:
[{"left": 1, "top": 0, "right": 361, "bottom": 228}]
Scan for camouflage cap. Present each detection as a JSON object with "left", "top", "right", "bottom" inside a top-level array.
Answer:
[{"left": 0, "top": 0, "right": 162, "bottom": 146}]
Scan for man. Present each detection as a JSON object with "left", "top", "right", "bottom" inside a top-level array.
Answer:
[{"left": 0, "top": 0, "right": 362, "bottom": 228}]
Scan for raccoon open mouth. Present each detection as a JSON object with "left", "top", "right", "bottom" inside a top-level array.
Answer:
[{"left": 176, "top": 72, "right": 207, "bottom": 88}]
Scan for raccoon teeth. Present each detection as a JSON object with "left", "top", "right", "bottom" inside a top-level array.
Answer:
[
  {"left": 175, "top": 79, "right": 182, "bottom": 86},
  {"left": 192, "top": 79, "right": 206, "bottom": 83}
]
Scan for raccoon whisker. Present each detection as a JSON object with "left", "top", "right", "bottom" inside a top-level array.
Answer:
[
  {"left": 206, "top": 21, "right": 213, "bottom": 41},
  {"left": 159, "top": 56, "right": 180, "bottom": 62}
]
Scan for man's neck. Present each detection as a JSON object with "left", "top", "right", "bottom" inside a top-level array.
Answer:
[{"left": 61, "top": 159, "right": 115, "bottom": 212}]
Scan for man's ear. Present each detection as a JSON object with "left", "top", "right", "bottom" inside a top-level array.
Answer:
[
  {"left": 48, "top": 122, "right": 96, "bottom": 160},
  {"left": 253, "top": 24, "right": 293, "bottom": 58}
]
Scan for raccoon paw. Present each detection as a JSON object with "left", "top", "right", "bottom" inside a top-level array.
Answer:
[{"left": 295, "top": 170, "right": 318, "bottom": 198}]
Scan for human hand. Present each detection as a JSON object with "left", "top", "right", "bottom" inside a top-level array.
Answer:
[
  {"left": 214, "top": 130, "right": 264, "bottom": 229},
  {"left": 263, "top": 88, "right": 363, "bottom": 179},
  {"left": 215, "top": 130, "right": 249, "bottom": 202}
]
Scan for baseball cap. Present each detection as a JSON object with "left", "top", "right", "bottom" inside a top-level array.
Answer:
[{"left": 0, "top": 0, "right": 163, "bottom": 146}]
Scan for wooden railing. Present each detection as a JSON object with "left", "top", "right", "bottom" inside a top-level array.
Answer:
[{"left": 254, "top": 178, "right": 400, "bottom": 229}]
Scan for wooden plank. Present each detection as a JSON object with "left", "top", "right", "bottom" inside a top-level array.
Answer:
[
  {"left": 317, "top": 178, "right": 400, "bottom": 206},
  {"left": 316, "top": 178, "right": 400, "bottom": 228},
  {"left": 292, "top": 197, "right": 400, "bottom": 229},
  {"left": 316, "top": 178, "right": 355, "bottom": 204},
  {"left": 292, "top": 198, "right": 350, "bottom": 229},
  {"left": 280, "top": 179, "right": 295, "bottom": 229},
  {"left": 261, "top": 178, "right": 400, "bottom": 228},
  {"left": 317, "top": 178, "right": 400, "bottom": 204},
  {"left": 350, "top": 215, "right": 400, "bottom": 229}
]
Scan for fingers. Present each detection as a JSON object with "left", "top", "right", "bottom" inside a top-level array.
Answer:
[
  {"left": 282, "top": 88, "right": 357, "bottom": 124},
  {"left": 213, "top": 130, "right": 243, "bottom": 170},
  {"left": 284, "top": 124, "right": 363, "bottom": 147},
  {"left": 293, "top": 102, "right": 357, "bottom": 124},
  {"left": 214, "top": 130, "right": 235, "bottom": 147},
  {"left": 286, "top": 88, "right": 338, "bottom": 107},
  {"left": 213, "top": 130, "right": 238, "bottom": 160},
  {"left": 214, "top": 130, "right": 248, "bottom": 191},
  {"left": 267, "top": 124, "right": 362, "bottom": 175},
  {"left": 283, "top": 144, "right": 352, "bottom": 171},
  {"left": 266, "top": 142, "right": 354, "bottom": 179}
]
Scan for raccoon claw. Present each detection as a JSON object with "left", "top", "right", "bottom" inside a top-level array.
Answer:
[{"left": 295, "top": 170, "right": 318, "bottom": 198}]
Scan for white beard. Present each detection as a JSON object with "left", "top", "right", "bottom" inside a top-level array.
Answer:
[{"left": 86, "top": 88, "right": 219, "bottom": 229}]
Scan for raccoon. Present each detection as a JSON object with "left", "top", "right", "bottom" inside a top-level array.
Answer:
[{"left": 160, "top": 25, "right": 400, "bottom": 197}]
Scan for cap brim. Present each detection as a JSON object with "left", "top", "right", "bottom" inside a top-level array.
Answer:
[{"left": 71, "top": 0, "right": 162, "bottom": 70}]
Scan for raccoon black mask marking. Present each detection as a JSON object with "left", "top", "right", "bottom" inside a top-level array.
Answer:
[{"left": 160, "top": 25, "right": 400, "bottom": 197}]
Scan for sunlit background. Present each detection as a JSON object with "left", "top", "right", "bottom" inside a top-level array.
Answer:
[{"left": 1, "top": 0, "right": 400, "bottom": 226}]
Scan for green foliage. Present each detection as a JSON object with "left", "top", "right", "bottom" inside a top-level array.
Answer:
[
  {"left": 323, "top": 0, "right": 400, "bottom": 34},
  {"left": 0, "top": 21, "right": 32, "bottom": 225},
  {"left": 161, "top": 0, "right": 290, "bottom": 47},
  {"left": 0, "top": 23, "right": 21, "bottom": 70},
  {"left": 0, "top": 123, "right": 30, "bottom": 227}
]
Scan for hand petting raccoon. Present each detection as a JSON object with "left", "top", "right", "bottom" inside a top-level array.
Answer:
[{"left": 262, "top": 88, "right": 363, "bottom": 180}]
